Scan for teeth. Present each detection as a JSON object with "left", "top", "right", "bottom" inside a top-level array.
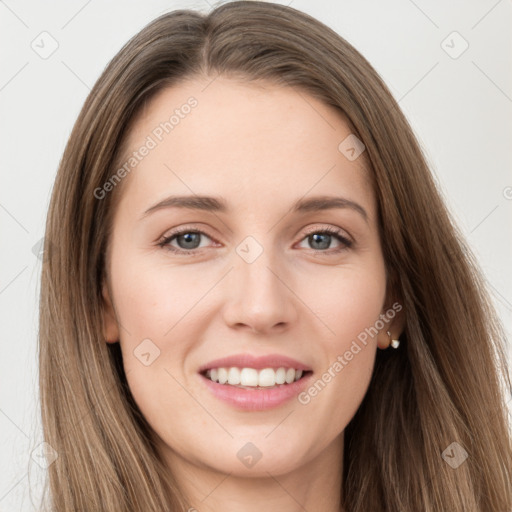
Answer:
[
  {"left": 285, "top": 368, "right": 296, "bottom": 384},
  {"left": 205, "top": 367, "right": 305, "bottom": 387},
  {"left": 240, "top": 368, "right": 258, "bottom": 386},
  {"left": 258, "top": 368, "right": 276, "bottom": 387},
  {"left": 228, "top": 367, "right": 241, "bottom": 385},
  {"left": 275, "top": 367, "right": 286, "bottom": 384},
  {"left": 217, "top": 367, "right": 228, "bottom": 384}
]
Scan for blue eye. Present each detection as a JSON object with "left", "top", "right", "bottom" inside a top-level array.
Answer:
[
  {"left": 158, "top": 230, "right": 212, "bottom": 253},
  {"left": 299, "top": 227, "right": 353, "bottom": 252},
  {"left": 171, "top": 231, "right": 203, "bottom": 249},
  {"left": 158, "top": 226, "right": 352, "bottom": 255}
]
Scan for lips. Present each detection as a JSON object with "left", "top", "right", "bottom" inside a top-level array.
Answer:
[
  {"left": 199, "top": 367, "right": 314, "bottom": 411},
  {"left": 197, "top": 353, "right": 314, "bottom": 410}
]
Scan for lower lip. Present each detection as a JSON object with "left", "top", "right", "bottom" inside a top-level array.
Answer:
[{"left": 199, "top": 372, "right": 313, "bottom": 411}]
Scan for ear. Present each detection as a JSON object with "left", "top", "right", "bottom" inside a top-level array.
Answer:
[
  {"left": 376, "top": 298, "right": 406, "bottom": 350},
  {"left": 101, "top": 281, "right": 120, "bottom": 343}
]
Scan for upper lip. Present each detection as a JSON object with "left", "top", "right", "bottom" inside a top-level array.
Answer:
[{"left": 198, "top": 353, "right": 313, "bottom": 373}]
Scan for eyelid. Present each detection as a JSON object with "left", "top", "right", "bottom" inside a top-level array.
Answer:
[{"left": 300, "top": 224, "right": 353, "bottom": 243}]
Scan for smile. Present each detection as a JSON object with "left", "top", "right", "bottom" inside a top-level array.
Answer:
[
  {"left": 203, "top": 366, "right": 307, "bottom": 388},
  {"left": 199, "top": 368, "right": 313, "bottom": 411}
]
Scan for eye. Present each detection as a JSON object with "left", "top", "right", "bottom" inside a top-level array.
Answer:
[
  {"left": 157, "top": 225, "right": 353, "bottom": 255},
  {"left": 158, "top": 228, "right": 216, "bottom": 255},
  {"left": 297, "top": 226, "right": 353, "bottom": 253}
]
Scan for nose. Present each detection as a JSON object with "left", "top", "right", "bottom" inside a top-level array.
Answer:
[{"left": 222, "top": 245, "right": 299, "bottom": 335}]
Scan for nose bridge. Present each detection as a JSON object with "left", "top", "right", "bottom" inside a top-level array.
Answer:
[
  {"left": 223, "top": 234, "right": 296, "bottom": 332},
  {"left": 236, "top": 235, "right": 284, "bottom": 303}
]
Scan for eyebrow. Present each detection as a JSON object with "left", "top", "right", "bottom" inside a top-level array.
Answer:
[{"left": 142, "top": 194, "right": 368, "bottom": 222}]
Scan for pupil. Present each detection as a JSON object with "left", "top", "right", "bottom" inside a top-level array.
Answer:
[
  {"left": 178, "top": 232, "right": 200, "bottom": 249},
  {"left": 310, "top": 233, "right": 330, "bottom": 250}
]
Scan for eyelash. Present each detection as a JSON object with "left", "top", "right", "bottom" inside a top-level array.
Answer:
[{"left": 157, "top": 225, "right": 353, "bottom": 256}]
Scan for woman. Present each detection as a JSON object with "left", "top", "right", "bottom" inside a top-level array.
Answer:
[{"left": 38, "top": 1, "right": 512, "bottom": 510}]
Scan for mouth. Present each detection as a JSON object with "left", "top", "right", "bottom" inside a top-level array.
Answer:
[
  {"left": 200, "top": 367, "right": 314, "bottom": 390},
  {"left": 197, "top": 353, "right": 314, "bottom": 410},
  {"left": 199, "top": 366, "right": 314, "bottom": 411}
]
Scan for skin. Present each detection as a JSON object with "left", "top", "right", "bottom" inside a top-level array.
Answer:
[{"left": 102, "top": 76, "right": 405, "bottom": 512}]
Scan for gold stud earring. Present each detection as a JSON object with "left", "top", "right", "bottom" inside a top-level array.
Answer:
[{"left": 386, "top": 331, "right": 400, "bottom": 349}]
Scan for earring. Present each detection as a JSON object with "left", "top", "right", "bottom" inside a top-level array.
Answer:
[{"left": 386, "top": 331, "right": 400, "bottom": 349}]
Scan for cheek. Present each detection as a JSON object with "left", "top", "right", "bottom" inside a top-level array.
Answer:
[
  {"left": 110, "top": 250, "right": 208, "bottom": 343},
  {"left": 108, "top": 247, "right": 228, "bottom": 414},
  {"left": 306, "top": 261, "right": 387, "bottom": 345},
  {"left": 293, "top": 262, "right": 386, "bottom": 426}
]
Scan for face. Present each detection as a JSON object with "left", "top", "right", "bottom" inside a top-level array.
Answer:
[{"left": 102, "top": 77, "right": 397, "bottom": 480}]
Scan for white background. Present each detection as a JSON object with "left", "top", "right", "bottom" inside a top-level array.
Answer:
[{"left": 1, "top": 0, "right": 511, "bottom": 510}]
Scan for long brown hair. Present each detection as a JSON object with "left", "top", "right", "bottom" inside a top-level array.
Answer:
[{"left": 38, "top": 1, "right": 512, "bottom": 510}]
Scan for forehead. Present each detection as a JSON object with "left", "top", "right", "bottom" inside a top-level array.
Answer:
[{"left": 115, "top": 76, "right": 375, "bottom": 221}]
